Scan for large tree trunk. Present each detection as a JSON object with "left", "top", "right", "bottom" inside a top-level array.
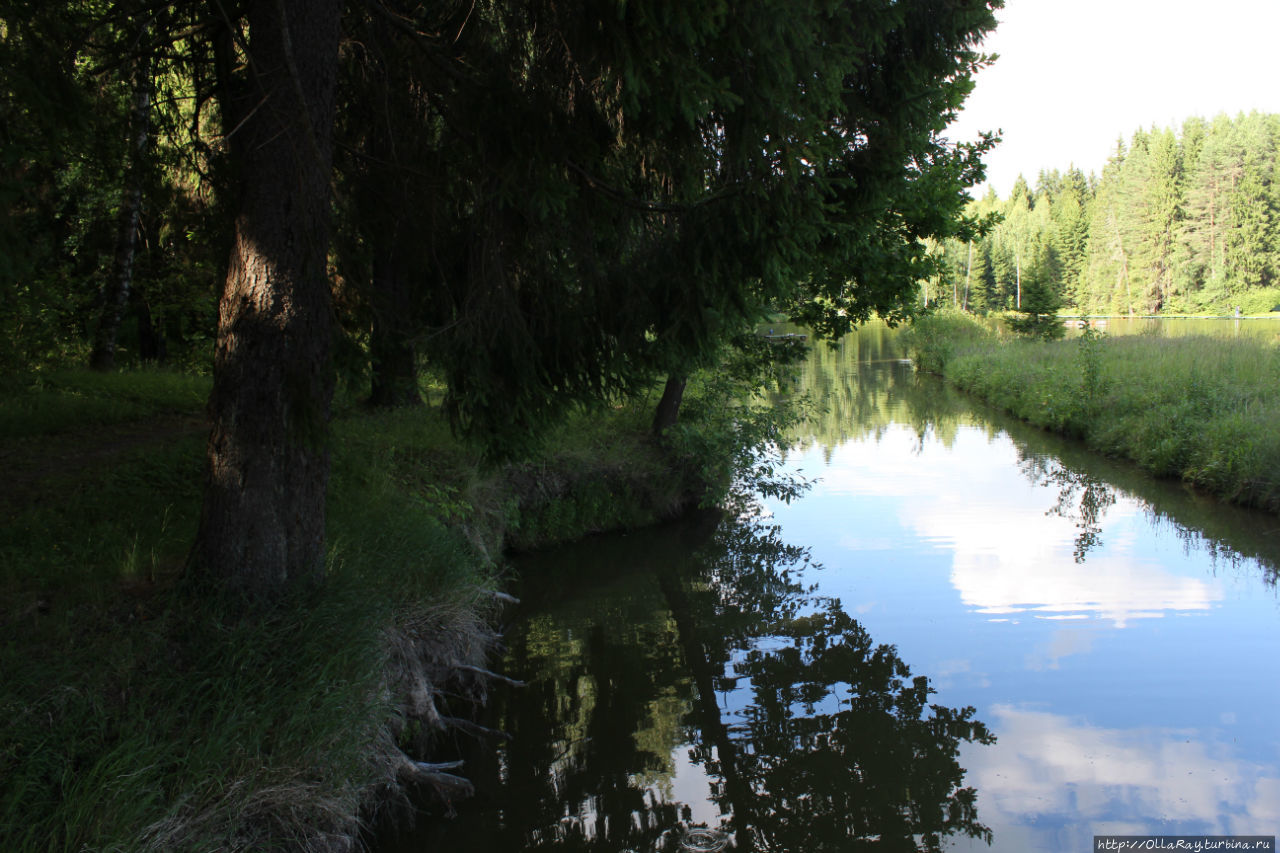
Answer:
[
  {"left": 90, "top": 53, "right": 151, "bottom": 371},
  {"left": 651, "top": 373, "right": 687, "bottom": 437},
  {"left": 363, "top": 16, "right": 423, "bottom": 409},
  {"left": 192, "top": 0, "right": 343, "bottom": 597}
]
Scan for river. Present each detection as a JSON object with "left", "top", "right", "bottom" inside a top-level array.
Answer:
[{"left": 381, "top": 322, "right": 1280, "bottom": 852}]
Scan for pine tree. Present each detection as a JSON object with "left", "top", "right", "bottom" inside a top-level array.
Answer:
[
  {"left": 1221, "top": 113, "right": 1280, "bottom": 297},
  {"left": 1135, "top": 128, "right": 1183, "bottom": 312},
  {"left": 1079, "top": 138, "right": 1135, "bottom": 314},
  {"left": 1050, "top": 166, "right": 1092, "bottom": 309}
]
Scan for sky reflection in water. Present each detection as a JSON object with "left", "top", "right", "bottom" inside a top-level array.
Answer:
[
  {"left": 389, "top": 327, "right": 1280, "bottom": 853},
  {"left": 767, "top": 341, "right": 1280, "bottom": 850}
]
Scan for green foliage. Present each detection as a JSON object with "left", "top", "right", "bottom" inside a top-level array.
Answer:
[
  {"left": 662, "top": 337, "right": 813, "bottom": 507},
  {"left": 1075, "top": 326, "right": 1106, "bottom": 410},
  {"left": 933, "top": 112, "right": 1280, "bottom": 319},
  {"left": 901, "top": 309, "right": 999, "bottom": 375},
  {"left": 920, "top": 323, "right": 1280, "bottom": 511},
  {"left": 1006, "top": 310, "right": 1066, "bottom": 340},
  {"left": 502, "top": 339, "right": 813, "bottom": 548},
  {"left": 1, "top": 3, "right": 226, "bottom": 373},
  {"left": 499, "top": 403, "right": 698, "bottom": 550},
  {"left": 322, "top": 0, "right": 1002, "bottom": 458}
]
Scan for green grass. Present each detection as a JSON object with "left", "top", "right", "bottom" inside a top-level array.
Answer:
[
  {"left": 905, "top": 310, "right": 1280, "bottom": 512},
  {"left": 2, "top": 402, "right": 489, "bottom": 851},
  {"left": 1, "top": 372, "right": 737, "bottom": 851},
  {"left": 2, "top": 577, "right": 405, "bottom": 851},
  {"left": 0, "top": 368, "right": 211, "bottom": 437},
  {"left": 0, "top": 436, "right": 204, "bottom": 597}
]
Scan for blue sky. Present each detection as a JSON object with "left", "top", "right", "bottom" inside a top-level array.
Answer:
[{"left": 946, "top": 0, "right": 1280, "bottom": 196}]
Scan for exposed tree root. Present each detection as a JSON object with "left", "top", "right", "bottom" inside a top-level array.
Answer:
[
  {"left": 358, "top": 590, "right": 523, "bottom": 841},
  {"left": 474, "top": 586, "right": 521, "bottom": 606},
  {"left": 455, "top": 663, "right": 527, "bottom": 688},
  {"left": 395, "top": 754, "right": 475, "bottom": 797},
  {"left": 439, "top": 714, "right": 513, "bottom": 741}
]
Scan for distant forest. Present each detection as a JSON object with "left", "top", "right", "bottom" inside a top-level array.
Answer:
[{"left": 929, "top": 112, "right": 1280, "bottom": 316}]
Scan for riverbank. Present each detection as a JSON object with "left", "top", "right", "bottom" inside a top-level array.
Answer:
[
  {"left": 0, "top": 369, "right": 758, "bottom": 852},
  {"left": 905, "top": 311, "right": 1280, "bottom": 513}
]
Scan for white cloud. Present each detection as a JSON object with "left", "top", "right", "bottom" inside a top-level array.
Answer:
[
  {"left": 801, "top": 424, "right": 1225, "bottom": 629},
  {"left": 948, "top": 0, "right": 1280, "bottom": 195},
  {"left": 946, "top": 544, "right": 1219, "bottom": 628},
  {"left": 964, "top": 706, "right": 1280, "bottom": 843},
  {"left": 1024, "top": 624, "right": 1097, "bottom": 671}
]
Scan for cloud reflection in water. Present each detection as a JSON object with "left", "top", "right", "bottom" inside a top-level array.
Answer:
[{"left": 961, "top": 705, "right": 1280, "bottom": 848}]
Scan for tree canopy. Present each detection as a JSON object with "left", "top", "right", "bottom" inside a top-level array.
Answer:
[
  {"left": 1, "top": 0, "right": 1002, "bottom": 593},
  {"left": 930, "top": 112, "right": 1280, "bottom": 318}
]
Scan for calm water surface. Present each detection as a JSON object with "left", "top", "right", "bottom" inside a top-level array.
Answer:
[{"left": 384, "top": 323, "right": 1280, "bottom": 852}]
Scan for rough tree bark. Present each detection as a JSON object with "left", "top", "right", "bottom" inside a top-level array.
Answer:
[
  {"left": 362, "top": 14, "right": 423, "bottom": 410},
  {"left": 192, "top": 0, "right": 343, "bottom": 597}
]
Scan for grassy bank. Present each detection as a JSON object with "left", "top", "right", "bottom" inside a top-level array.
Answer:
[
  {"left": 905, "top": 311, "right": 1280, "bottom": 512},
  {"left": 0, "top": 370, "right": 743, "bottom": 852}
]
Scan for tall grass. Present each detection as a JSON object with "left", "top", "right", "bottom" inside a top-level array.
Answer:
[
  {"left": 2, "top": 400, "right": 491, "bottom": 851},
  {"left": 905, "top": 311, "right": 1280, "bottom": 512},
  {"left": 1, "top": 371, "right": 745, "bottom": 851},
  {"left": 902, "top": 309, "right": 1004, "bottom": 376}
]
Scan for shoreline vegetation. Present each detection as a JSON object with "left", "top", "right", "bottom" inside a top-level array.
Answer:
[
  {"left": 3, "top": 3, "right": 999, "bottom": 850},
  {"left": 0, "top": 368, "right": 777, "bottom": 852},
  {"left": 905, "top": 310, "right": 1280, "bottom": 514}
]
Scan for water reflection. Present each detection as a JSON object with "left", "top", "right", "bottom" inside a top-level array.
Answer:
[
  {"left": 762, "top": 322, "right": 1280, "bottom": 850},
  {"left": 661, "top": 519, "right": 996, "bottom": 852},
  {"left": 384, "top": 322, "right": 1280, "bottom": 853},
  {"left": 1018, "top": 456, "right": 1116, "bottom": 563},
  {"left": 778, "top": 328, "right": 977, "bottom": 457},
  {"left": 399, "top": 509, "right": 997, "bottom": 852},
  {"left": 964, "top": 706, "right": 1280, "bottom": 848},
  {"left": 782, "top": 325, "right": 1279, "bottom": 585}
]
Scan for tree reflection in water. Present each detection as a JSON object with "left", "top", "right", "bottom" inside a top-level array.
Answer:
[
  {"left": 417, "top": 508, "right": 995, "bottom": 853},
  {"left": 666, "top": 508, "right": 995, "bottom": 852},
  {"left": 1018, "top": 453, "right": 1118, "bottom": 563}
]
